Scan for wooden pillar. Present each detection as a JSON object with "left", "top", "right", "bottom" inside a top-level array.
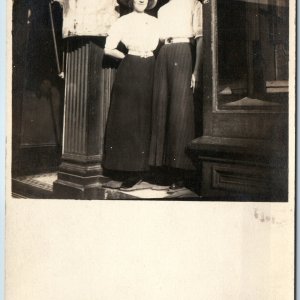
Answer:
[{"left": 54, "top": 37, "right": 106, "bottom": 199}]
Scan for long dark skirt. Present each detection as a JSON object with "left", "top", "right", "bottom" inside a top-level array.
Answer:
[
  {"left": 103, "top": 55, "right": 154, "bottom": 171},
  {"left": 149, "top": 43, "right": 196, "bottom": 170}
]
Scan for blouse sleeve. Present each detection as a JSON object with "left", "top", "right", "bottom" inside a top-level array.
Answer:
[
  {"left": 105, "top": 18, "right": 123, "bottom": 50},
  {"left": 193, "top": 1, "right": 203, "bottom": 38},
  {"left": 157, "top": 7, "right": 167, "bottom": 40},
  {"left": 151, "top": 18, "right": 160, "bottom": 50}
]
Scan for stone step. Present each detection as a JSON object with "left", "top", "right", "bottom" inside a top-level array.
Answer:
[{"left": 12, "top": 173, "right": 201, "bottom": 200}]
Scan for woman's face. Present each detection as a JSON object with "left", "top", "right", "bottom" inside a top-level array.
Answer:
[{"left": 133, "top": 0, "right": 148, "bottom": 13}]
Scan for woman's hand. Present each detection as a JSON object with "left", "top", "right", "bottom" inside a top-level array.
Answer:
[
  {"left": 191, "top": 37, "right": 203, "bottom": 93},
  {"left": 118, "top": 52, "right": 125, "bottom": 60},
  {"left": 191, "top": 72, "right": 200, "bottom": 93}
]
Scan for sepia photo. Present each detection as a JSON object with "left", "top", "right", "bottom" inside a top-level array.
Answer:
[
  {"left": 5, "top": 0, "right": 296, "bottom": 299},
  {"left": 10, "top": 0, "right": 292, "bottom": 201}
]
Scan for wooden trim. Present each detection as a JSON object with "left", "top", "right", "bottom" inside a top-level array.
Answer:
[
  {"left": 61, "top": 153, "right": 101, "bottom": 163},
  {"left": 20, "top": 143, "right": 57, "bottom": 149}
]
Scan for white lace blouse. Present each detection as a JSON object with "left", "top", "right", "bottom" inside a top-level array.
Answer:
[
  {"left": 158, "top": 0, "right": 203, "bottom": 40},
  {"left": 105, "top": 12, "right": 160, "bottom": 53}
]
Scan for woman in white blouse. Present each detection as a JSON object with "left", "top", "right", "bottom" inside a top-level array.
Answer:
[
  {"left": 102, "top": 0, "right": 159, "bottom": 189},
  {"left": 149, "top": 0, "right": 204, "bottom": 191}
]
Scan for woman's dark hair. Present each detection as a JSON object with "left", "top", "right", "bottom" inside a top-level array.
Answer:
[
  {"left": 147, "top": 0, "right": 156, "bottom": 9},
  {"left": 127, "top": 0, "right": 133, "bottom": 8}
]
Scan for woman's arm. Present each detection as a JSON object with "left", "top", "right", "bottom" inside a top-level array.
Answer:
[
  {"left": 104, "top": 48, "right": 125, "bottom": 60},
  {"left": 191, "top": 36, "right": 203, "bottom": 93},
  {"left": 104, "top": 17, "right": 124, "bottom": 60}
]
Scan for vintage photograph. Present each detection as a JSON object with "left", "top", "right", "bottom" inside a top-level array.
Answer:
[
  {"left": 11, "top": 0, "right": 291, "bottom": 200},
  {"left": 5, "top": 2, "right": 296, "bottom": 299}
]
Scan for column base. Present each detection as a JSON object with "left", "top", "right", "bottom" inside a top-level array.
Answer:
[
  {"left": 53, "top": 160, "right": 104, "bottom": 199},
  {"left": 53, "top": 179, "right": 104, "bottom": 199}
]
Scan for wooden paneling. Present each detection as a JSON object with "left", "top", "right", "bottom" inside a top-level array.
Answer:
[
  {"left": 211, "top": 112, "right": 288, "bottom": 141},
  {"left": 201, "top": 160, "right": 287, "bottom": 200},
  {"left": 12, "top": 0, "right": 64, "bottom": 176}
]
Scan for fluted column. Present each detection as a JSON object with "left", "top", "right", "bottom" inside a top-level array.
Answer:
[{"left": 54, "top": 37, "right": 110, "bottom": 199}]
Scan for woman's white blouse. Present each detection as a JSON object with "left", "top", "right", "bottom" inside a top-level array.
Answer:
[
  {"left": 105, "top": 12, "right": 160, "bottom": 52},
  {"left": 158, "top": 0, "right": 203, "bottom": 40}
]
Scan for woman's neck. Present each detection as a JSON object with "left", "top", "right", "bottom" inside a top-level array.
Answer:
[{"left": 132, "top": 10, "right": 145, "bottom": 14}]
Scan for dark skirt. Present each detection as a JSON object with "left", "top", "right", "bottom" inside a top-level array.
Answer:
[
  {"left": 149, "top": 43, "right": 196, "bottom": 170},
  {"left": 103, "top": 55, "right": 154, "bottom": 171}
]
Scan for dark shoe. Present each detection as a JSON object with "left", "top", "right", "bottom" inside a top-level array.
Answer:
[
  {"left": 167, "top": 180, "right": 186, "bottom": 193},
  {"left": 120, "top": 176, "right": 142, "bottom": 189},
  {"left": 151, "top": 184, "right": 169, "bottom": 191},
  {"left": 169, "top": 180, "right": 185, "bottom": 190},
  {"left": 102, "top": 180, "right": 122, "bottom": 189},
  {"left": 120, "top": 180, "right": 152, "bottom": 191}
]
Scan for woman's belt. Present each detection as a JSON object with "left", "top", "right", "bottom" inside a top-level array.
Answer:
[
  {"left": 164, "top": 37, "right": 192, "bottom": 44},
  {"left": 128, "top": 50, "right": 153, "bottom": 58}
]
